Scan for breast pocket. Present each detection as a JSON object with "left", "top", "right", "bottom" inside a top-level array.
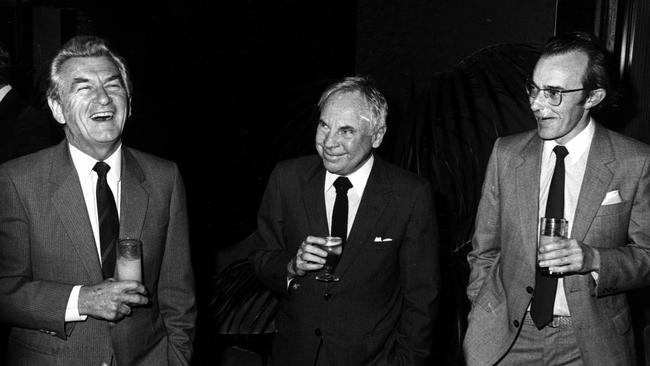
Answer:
[
  {"left": 588, "top": 201, "right": 631, "bottom": 247},
  {"left": 595, "top": 201, "right": 630, "bottom": 217}
]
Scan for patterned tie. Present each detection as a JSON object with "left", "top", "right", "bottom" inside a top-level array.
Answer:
[
  {"left": 93, "top": 162, "right": 119, "bottom": 279},
  {"left": 331, "top": 177, "right": 353, "bottom": 241},
  {"left": 530, "top": 145, "right": 569, "bottom": 329}
]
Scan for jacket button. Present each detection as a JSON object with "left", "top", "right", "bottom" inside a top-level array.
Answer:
[
  {"left": 526, "top": 286, "right": 534, "bottom": 294},
  {"left": 323, "top": 292, "right": 331, "bottom": 300},
  {"left": 315, "top": 328, "right": 322, "bottom": 337},
  {"left": 513, "top": 320, "right": 520, "bottom": 328}
]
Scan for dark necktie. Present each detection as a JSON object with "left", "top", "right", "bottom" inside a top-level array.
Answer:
[
  {"left": 331, "top": 177, "right": 353, "bottom": 241},
  {"left": 530, "top": 145, "right": 569, "bottom": 329},
  {"left": 93, "top": 162, "right": 119, "bottom": 279}
]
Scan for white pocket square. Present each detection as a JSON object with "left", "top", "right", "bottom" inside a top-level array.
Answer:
[
  {"left": 601, "top": 190, "right": 623, "bottom": 205},
  {"left": 373, "top": 236, "right": 393, "bottom": 243}
]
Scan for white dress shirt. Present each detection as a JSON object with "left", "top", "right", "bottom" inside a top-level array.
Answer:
[
  {"left": 538, "top": 119, "right": 595, "bottom": 316},
  {"left": 324, "top": 155, "right": 374, "bottom": 237},
  {"left": 65, "top": 143, "right": 122, "bottom": 321}
]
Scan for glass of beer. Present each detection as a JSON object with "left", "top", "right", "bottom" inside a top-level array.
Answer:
[
  {"left": 538, "top": 217, "right": 568, "bottom": 276},
  {"left": 315, "top": 236, "right": 343, "bottom": 282},
  {"left": 115, "top": 238, "right": 143, "bottom": 282}
]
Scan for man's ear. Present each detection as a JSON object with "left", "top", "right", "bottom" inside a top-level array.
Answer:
[
  {"left": 584, "top": 88, "right": 606, "bottom": 110},
  {"left": 372, "top": 125, "right": 386, "bottom": 148},
  {"left": 47, "top": 97, "right": 66, "bottom": 125}
]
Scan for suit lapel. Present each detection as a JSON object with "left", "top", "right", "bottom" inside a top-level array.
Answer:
[
  {"left": 335, "top": 158, "right": 390, "bottom": 279},
  {"left": 515, "top": 135, "right": 542, "bottom": 268},
  {"left": 302, "top": 159, "right": 329, "bottom": 238},
  {"left": 119, "top": 148, "right": 149, "bottom": 241},
  {"left": 50, "top": 142, "right": 103, "bottom": 282},
  {"left": 571, "top": 125, "right": 615, "bottom": 242}
]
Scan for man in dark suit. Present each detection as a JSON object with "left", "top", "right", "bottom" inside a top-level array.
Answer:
[
  {"left": 464, "top": 32, "right": 650, "bottom": 365},
  {"left": 0, "top": 43, "right": 28, "bottom": 164},
  {"left": 0, "top": 42, "right": 62, "bottom": 165},
  {"left": 249, "top": 76, "right": 440, "bottom": 366},
  {"left": 0, "top": 36, "right": 196, "bottom": 365}
]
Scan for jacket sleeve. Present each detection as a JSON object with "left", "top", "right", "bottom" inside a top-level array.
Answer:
[
  {"left": 0, "top": 166, "right": 73, "bottom": 339},
  {"left": 386, "top": 181, "right": 440, "bottom": 366},
  {"left": 466, "top": 139, "right": 502, "bottom": 303},
  {"left": 248, "top": 164, "right": 294, "bottom": 296},
  {"left": 595, "top": 149, "right": 650, "bottom": 296},
  {"left": 157, "top": 166, "right": 197, "bottom": 365}
]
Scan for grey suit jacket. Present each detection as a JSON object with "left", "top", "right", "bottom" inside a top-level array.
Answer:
[
  {"left": 463, "top": 123, "right": 650, "bottom": 366},
  {"left": 249, "top": 155, "right": 440, "bottom": 366},
  {"left": 0, "top": 140, "right": 196, "bottom": 365}
]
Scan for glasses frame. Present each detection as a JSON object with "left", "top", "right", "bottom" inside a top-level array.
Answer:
[{"left": 525, "top": 79, "right": 589, "bottom": 106}]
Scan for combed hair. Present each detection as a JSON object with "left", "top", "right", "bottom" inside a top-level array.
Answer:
[
  {"left": 47, "top": 36, "right": 132, "bottom": 101},
  {"left": 318, "top": 75, "right": 387, "bottom": 131},
  {"left": 541, "top": 31, "right": 610, "bottom": 93}
]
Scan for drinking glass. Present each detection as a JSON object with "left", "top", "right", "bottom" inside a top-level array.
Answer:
[
  {"left": 315, "top": 236, "right": 343, "bottom": 282},
  {"left": 115, "top": 238, "right": 143, "bottom": 282},
  {"left": 538, "top": 217, "right": 568, "bottom": 276}
]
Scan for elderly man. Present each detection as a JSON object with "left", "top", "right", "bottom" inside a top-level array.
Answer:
[
  {"left": 464, "top": 32, "right": 650, "bottom": 365},
  {"left": 0, "top": 36, "right": 196, "bottom": 365},
  {"left": 249, "top": 76, "right": 440, "bottom": 366}
]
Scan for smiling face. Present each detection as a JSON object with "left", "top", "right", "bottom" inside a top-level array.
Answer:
[
  {"left": 48, "top": 56, "right": 130, "bottom": 160},
  {"left": 530, "top": 51, "right": 604, "bottom": 145},
  {"left": 315, "top": 91, "right": 385, "bottom": 175}
]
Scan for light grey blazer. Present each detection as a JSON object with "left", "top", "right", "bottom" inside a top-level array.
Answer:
[
  {"left": 0, "top": 140, "right": 196, "bottom": 366},
  {"left": 464, "top": 123, "right": 650, "bottom": 366}
]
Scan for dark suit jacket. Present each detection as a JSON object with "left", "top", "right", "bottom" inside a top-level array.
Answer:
[
  {"left": 249, "top": 155, "right": 440, "bottom": 366},
  {"left": 0, "top": 88, "right": 28, "bottom": 164},
  {"left": 0, "top": 140, "right": 196, "bottom": 366},
  {"left": 464, "top": 124, "right": 650, "bottom": 366}
]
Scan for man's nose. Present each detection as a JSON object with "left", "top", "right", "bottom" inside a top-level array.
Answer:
[
  {"left": 323, "top": 131, "right": 340, "bottom": 147},
  {"left": 529, "top": 93, "right": 545, "bottom": 112},
  {"left": 94, "top": 86, "right": 112, "bottom": 105}
]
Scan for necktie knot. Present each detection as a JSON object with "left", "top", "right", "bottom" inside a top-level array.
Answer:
[
  {"left": 333, "top": 176, "right": 352, "bottom": 194},
  {"left": 93, "top": 162, "right": 111, "bottom": 179},
  {"left": 553, "top": 145, "right": 569, "bottom": 160}
]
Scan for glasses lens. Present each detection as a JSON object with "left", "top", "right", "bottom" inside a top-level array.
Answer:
[{"left": 545, "top": 89, "right": 562, "bottom": 106}]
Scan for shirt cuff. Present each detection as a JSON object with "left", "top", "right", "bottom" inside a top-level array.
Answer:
[
  {"left": 65, "top": 285, "right": 88, "bottom": 322},
  {"left": 591, "top": 271, "right": 599, "bottom": 282}
]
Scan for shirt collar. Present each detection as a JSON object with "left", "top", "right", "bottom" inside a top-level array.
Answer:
[
  {"left": 69, "top": 143, "right": 122, "bottom": 182},
  {"left": 325, "top": 154, "right": 374, "bottom": 196},
  {"left": 543, "top": 118, "right": 595, "bottom": 164},
  {"left": 0, "top": 85, "right": 12, "bottom": 103}
]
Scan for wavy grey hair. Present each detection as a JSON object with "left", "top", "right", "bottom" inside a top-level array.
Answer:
[{"left": 47, "top": 35, "right": 132, "bottom": 102}]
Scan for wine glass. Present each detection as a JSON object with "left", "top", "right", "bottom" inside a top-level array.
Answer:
[{"left": 315, "top": 236, "right": 343, "bottom": 282}]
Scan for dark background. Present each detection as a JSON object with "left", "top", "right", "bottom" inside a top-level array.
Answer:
[{"left": 2, "top": 0, "right": 650, "bottom": 365}]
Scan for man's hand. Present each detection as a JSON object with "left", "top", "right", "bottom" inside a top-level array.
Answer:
[
  {"left": 287, "top": 236, "right": 329, "bottom": 277},
  {"left": 78, "top": 279, "right": 149, "bottom": 322},
  {"left": 538, "top": 237, "right": 601, "bottom": 274}
]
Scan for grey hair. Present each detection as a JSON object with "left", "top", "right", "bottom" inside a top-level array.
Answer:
[
  {"left": 318, "top": 75, "right": 387, "bottom": 132},
  {"left": 47, "top": 35, "right": 132, "bottom": 101}
]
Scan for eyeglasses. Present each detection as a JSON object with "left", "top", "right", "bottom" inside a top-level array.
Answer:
[{"left": 525, "top": 80, "right": 588, "bottom": 106}]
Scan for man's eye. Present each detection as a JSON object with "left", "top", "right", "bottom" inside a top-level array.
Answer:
[{"left": 547, "top": 89, "right": 561, "bottom": 98}]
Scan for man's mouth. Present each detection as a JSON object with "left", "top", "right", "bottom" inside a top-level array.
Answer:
[{"left": 90, "top": 111, "right": 115, "bottom": 121}]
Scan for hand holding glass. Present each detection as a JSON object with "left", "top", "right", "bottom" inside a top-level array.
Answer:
[
  {"left": 115, "top": 238, "right": 143, "bottom": 282},
  {"left": 315, "top": 236, "right": 343, "bottom": 282},
  {"left": 538, "top": 218, "right": 568, "bottom": 276}
]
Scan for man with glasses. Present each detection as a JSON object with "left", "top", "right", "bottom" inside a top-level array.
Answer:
[{"left": 464, "top": 31, "right": 650, "bottom": 365}]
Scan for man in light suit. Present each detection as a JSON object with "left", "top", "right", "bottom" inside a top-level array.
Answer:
[
  {"left": 249, "top": 76, "right": 440, "bottom": 366},
  {"left": 0, "top": 36, "right": 196, "bottom": 365},
  {"left": 464, "top": 32, "right": 650, "bottom": 365}
]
